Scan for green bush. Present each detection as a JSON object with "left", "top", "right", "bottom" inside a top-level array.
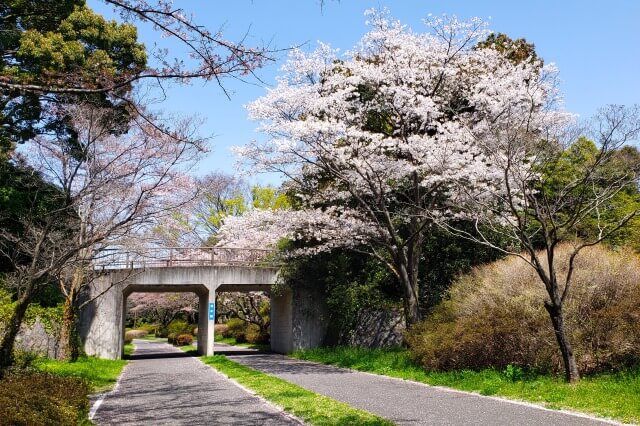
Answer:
[
  {"left": 216, "top": 323, "right": 231, "bottom": 337},
  {"left": 137, "top": 323, "right": 159, "bottom": 335},
  {"left": 167, "top": 333, "right": 177, "bottom": 344},
  {"left": 226, "top": 318, "right": 247, "bottom": 342},
  {"left": 0, "top": 372, "right": 89, "bottom": 425},
  {"left": 246, "top": 324, "right": 269, "bottom": 344},
  {"left": 156, "top": 327, "right": 169, "bottom": 338},
  {"left": 174, "top": 334, "right": 193, "bottom": 346},
  {"left": 13, "top": 351, "right": 40, "bottom": 370},
  {"left": 406, "top": 244, "right": 640, "bottom": 375},
  {"left": 167, "top": 319, "right": 192, "bottom": 336}
]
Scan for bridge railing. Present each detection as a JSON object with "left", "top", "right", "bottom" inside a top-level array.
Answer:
[{"left": 94, "top": 247, "right": 281, "bottom": 270}]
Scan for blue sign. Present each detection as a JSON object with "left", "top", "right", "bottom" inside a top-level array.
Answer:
[{"left": 208, "top": 302, "right": 215, "bottom": 321}]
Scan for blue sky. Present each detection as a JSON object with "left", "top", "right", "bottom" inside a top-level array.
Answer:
[{"left": 89, "top": 0, "right": 640, "bottom": 185}]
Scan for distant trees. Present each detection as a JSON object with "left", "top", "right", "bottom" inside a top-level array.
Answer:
[
  {"left": 154, "top": 172, "right": 291, "bottom": 248},
  {"left": 127, "top": 293, "right": 198, "bottom": 329},
  {"left": 216, "top": 293, "right": 270, "bottom": 337}
]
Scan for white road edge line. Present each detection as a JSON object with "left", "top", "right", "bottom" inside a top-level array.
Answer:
[
  {"left": 198, "top": 358, "right": 307, "bottom": 425},
  {"left": 283, "top": 357, "right": 632, "bottom": 426},
  {"left": 89, "top": 346, "right": 132, "bottom": 421}
]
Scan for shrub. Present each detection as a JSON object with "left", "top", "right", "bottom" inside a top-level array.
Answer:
[
  {"left": 156, "top": 327, "right": 169, "bottom": 338},
  {"left": 246, "top": 324, "right": 269, "bottom": 344},
  {"left": 174, "top": 334, "right": 193, "bottom": 346},
  {"left": 193, "top": 327, "right": 198, "bottom": 336},
  {"left": 137, "top": 323, "right": 159, "bottom": 335},
  {"left": 167, "top": 319, "right": 192, "bottom": 336},
  {"left": 406, "top": 244, "right": 640, "bottom": 375},
  {"left": 13, "top": 350, "right": 40, "bottom": 370},
  {"left": 124, "top": 330, "right": 148, "bottom": 344},
  {"left": 0, "top": 372, "right": 89, "bottom": 425},
  {"left": 214, "top": 324, "right": 228, "bottom": 336},
  {"left": 167, "top": 333, "right": 177, "bottom": 344},
  {"left": 226, "top": 318, "right": 247, "bottom": 342}
]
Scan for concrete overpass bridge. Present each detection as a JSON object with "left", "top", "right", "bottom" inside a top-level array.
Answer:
[{"left": 79, "top": 247, "right": 312, "bottom": 359}]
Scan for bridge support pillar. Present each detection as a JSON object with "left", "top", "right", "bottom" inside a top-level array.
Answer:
[
  {"left": 270, "top": 288, "right": 293, "bottom": 353},
  {"left": 197, "top": 285, "right": 216, "bottom": 356}
]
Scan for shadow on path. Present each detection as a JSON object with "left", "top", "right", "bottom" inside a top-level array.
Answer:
[{"left": 93, "top": 340, "right": 300, "bottom": 426}]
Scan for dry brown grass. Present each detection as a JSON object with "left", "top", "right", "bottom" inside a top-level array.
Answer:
[
  {"left": 124, "top": 329, "right": 148, "bottom": 344},
  {"left": 406, "top": 244, "right": 640, "bottom": 374}
]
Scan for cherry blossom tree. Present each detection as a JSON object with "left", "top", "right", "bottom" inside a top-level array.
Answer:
[
  {"left": 127, "top": 292, "right": 198, "bottom": 328},
  {"left": 152, "top": 172, "right": 248, "bottom": 247},
  {"left": 0, "top": 103, "right": 206, "bottom": 365},
  {"left": 216, "top": 292, "right": 270, "bottom": 336},
  {"left": 234, "top": 11, "right": 567, "bottom": 326}
]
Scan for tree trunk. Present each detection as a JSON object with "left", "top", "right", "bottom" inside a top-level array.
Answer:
[
  {"left": 60, "top": 269, "right": 84, "bottom": 361},
  {"left": 0, "top": 294, "right": 31, "bottom": 375},
  {"left": 60, "top": 287, "right": 80, "bottom": 361},
  {"left": 398, "top": 261, "right": 421, "bottom": 326},
  {"left": 544, "top": 302, "right": 580, "bottom": 383}
]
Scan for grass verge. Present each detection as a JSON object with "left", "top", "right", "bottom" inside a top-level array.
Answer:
[
  {"left": 124, "top": 342, "right": 134, "bottom": 357},
  {"left": 292, "top": 346, "right": 640, "bottom": 425},
  {"left": 179, "top": 344, "right": 198, "bottom": 355},
  {"left": 214, "top": 334, "right": 270, "bottom": 351},
  {"left": 201, "top": 355, "right": 392, "bottom": 426},
  {"left": 36, "top": 355, "right": 128, "bottom": 393}
]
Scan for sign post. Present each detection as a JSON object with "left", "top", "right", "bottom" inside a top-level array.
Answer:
[
  {"left": 208, "top": 302, "right": 215, "bottom": 321},
  {"left": 208, "top": 302, "right": 215, "bottom": 355}
]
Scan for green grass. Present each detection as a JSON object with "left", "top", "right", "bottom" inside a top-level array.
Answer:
[
  {"left": 35, "top": 356, "right": 128, "bottom": 393},
  {"left": 201, "top": 355, "right": 392, "bottom": 426},
  {"left": 124, "top": 342, "right": 134, "bottom": 357},
  {"left": 140, "top": 334, "right": 162, "bottom": 340},
  {"left": 214, "top": 334, "right": 270, "bottom": 351},
  {"left": 179, "top": 344, "right": 199, "bottom": 355},
  {"left": 292, "top": 346, "right": 640, "bottom": 424}
]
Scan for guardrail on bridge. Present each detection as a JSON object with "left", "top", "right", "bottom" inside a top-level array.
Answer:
[{"left": 94, "top": 247, "right": 281, "bottom": 270}]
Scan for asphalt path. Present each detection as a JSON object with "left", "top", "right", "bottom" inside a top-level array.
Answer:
[
  {"left": 92, "top": 340, "right": 301, "bottom": 425},
  {"left": 217, "top": 344, "right": 620, "bottom": 426}
]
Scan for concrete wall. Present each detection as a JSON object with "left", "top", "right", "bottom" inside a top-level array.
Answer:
[
  {"left": 14, "top": 319, "right": 61, "bottom": 359},
  {"left": 269, "top": 288, "right": 293, "bottom": 353},
  {"left": 80, "top": 275, "right": 125, "bottom": 359},
  {"left": 291, "top": 285, "right": 329, "bottom": 351},
  {"left": 269, "top": 284, "right": 330, "bottom": 353},
  {"left": 346, "top": 308, "right": 405, "bottom": 348}
]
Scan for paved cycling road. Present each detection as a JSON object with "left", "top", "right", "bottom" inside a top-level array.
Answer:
[
  {"left": 217, "top": 344, "right": 621, "bottom": 426},
  {"left": 92, "top": 340, "right": 302, "bottom": 425}
]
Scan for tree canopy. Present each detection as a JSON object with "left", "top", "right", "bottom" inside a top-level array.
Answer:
[
  {"left": 0, "top": 0, "right": 147, "bottom": 155},
  {"left": 232, "top": 12, "right": 564, "bottom": 325}
]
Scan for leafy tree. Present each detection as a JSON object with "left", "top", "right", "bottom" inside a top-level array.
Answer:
[
  {"left": 0, "top": 0, "right": 147, "bottom": 156},
  {"left": 1, "top": 0, "right": 278, "bottom": 158},
  {"left": 251, "top": 186, "right": 291, "bottom": 210},
  {"left": 0, "top": 159, "right": 76, "bottom": 372},
  {"left": 476, "top": 32, "right": 540, "bottom": 65},
  {"left": 445, "top": 105, "right": 640, "bottom": 382}
]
